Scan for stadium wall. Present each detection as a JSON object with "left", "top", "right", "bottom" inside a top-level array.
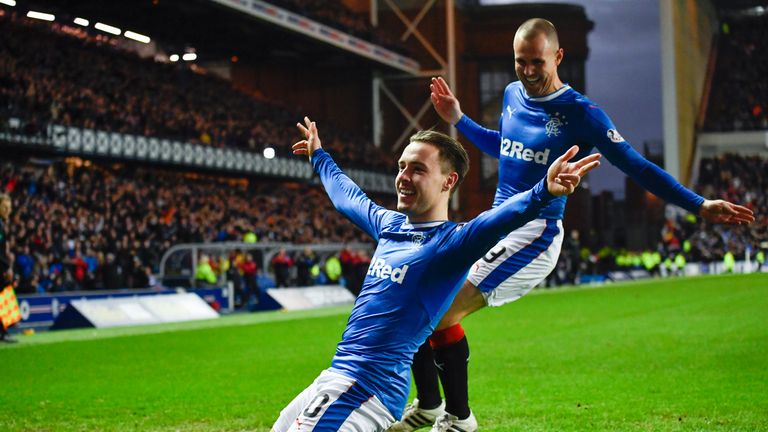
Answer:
[
  {"left": 232, "top": 62, "right": 374, "bottom": 135},
  {"left": 661, "top": 0, "right": 718, "bottom": 184}
]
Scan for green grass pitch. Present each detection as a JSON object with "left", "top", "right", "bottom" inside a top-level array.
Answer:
[{"left": 1, "top": 273, "right": 766, "bottom": 431}]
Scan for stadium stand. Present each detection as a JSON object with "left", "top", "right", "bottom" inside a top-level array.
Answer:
[
  {"left": 2, "top": 159, "right": 390, "bottom": 293},
  {"left": 704, "top": 12, "right": 768, "bottom": 132},
  {"left": 661, "top": 154, "right": 767, "bottom": 264},
  {"left": 0, "top": 13, "right": 392, "bottom": 171}
]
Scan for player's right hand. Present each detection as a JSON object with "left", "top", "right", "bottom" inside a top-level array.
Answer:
[
  {"left": 546, "top": 145, "right": 601, "bottom": 196},
  {"left": 430, "top": 77, "right": 464, "bottom": 125},
  {"left": 293, "top": 116, "right": 322, "bottom": 160}
]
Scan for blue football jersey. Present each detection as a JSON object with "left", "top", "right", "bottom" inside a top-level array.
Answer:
[
  {"left": 456, "top": 81, "right": 704, "bottom": 219},
  {"left": 309, "top": 149, "right": 553, "bottom": 418}
]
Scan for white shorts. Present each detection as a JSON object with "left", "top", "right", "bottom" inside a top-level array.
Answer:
[
  {"left": 468, "top": 218, "right": 563, "bottom": 307},
  {"left": 272, "top": 369, "right": 395, "bottom": 432}
]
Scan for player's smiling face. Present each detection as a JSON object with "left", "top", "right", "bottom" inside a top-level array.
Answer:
[
  {"left": 395, "top": 142, "right": 452, "bottom": 222},
  {"left": 514, "top": 32, "right": 563, "bottom": 97}
]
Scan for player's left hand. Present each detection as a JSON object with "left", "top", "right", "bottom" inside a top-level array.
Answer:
[
  {"left": 699, "top": 199, "right": 755, "bottom": 225},
  {"left": 546, "top": 145, "right": 601, "bottom": 196}
]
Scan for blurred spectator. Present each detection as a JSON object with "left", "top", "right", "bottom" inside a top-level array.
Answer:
[
  {"left": 295, "top": 247, "right": 317, "bottom": 287},
  {"left": 195, "top": 254, "right": 218, "bottom": 286},
  {"left": 271, "top": 248, "right": 294, "bottom": 288},
  {"left": 238, "top": 253, "right": 259, "bottom": 306}
]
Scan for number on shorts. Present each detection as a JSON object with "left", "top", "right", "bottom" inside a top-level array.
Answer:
[
  {"left": 303, "top": 393, "right": 330, "bottom": 418},
  {"left": 482, "top": 245, "right": 507, "bottom": 263}
]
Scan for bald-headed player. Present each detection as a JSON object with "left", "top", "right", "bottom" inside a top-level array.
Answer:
[{"left": 390, "top": 18, "right": 755, "bottom": 431}]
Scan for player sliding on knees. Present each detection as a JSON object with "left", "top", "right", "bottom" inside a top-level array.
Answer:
[
  {"left": 271, "top": 117, "right": 600, "bottom": 432},
  {"left": 390, "top": 18, "right": 755, "bottom": 432}
]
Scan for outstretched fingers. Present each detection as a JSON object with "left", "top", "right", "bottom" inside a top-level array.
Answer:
[
  {"left": 292, "top": 140, "right": 309, "bottom": 156},
  {"left": 556, "top": 173, "right": 581, "bottom": 184},
  {"left": 553, "top": 145, "right": 580, "bottom": 166},
  {"left": 725, "top": 202, "right": 756, "bottom": 224},
  {"left": 576, "top": 159, "right": 601, "bottom": 176},
  {"left": 432, "top": 77, "right": 453, "bottom": 97}
]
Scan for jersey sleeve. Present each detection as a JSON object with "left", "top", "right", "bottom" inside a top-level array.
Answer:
[
  {"left": 441, "top": 178, "right": 554, "bottom": 267},
  {"left": 311, "top": 149, "right": 394, "bottom": 240},
  {"left": 583, "top": 106, "right": 705, "bottom": 214},
  {"left": 455, "top": 115, "right": 501, "bottom": 158}
]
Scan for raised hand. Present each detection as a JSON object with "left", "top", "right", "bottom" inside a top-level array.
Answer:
[
  {"left": 546, "top": 146, "right": 601, "bottom": 196},
  {"left": 430, "top": 77, "right": 464, "bottom": 125},
  {"left": 699, "top": 199, "right": 755, "bottom": 225},
  {"left": 292, "top": 116, "right": 322, "bottom": 159}
]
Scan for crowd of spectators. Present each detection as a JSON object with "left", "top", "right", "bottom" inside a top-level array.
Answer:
[
  {"left": 0, "top": 13, "right": 392, "bottom": 171},
  {"left": 544, "top": 154, "right": 767, "bottom": 285},
  {"left": 3, "top": 159, "right": 391, "bottom": 294},
  {"left": 705, "top": 14, "right": 768, "bottom": 132},
  {"left": 660, "top": 154, "right": 767, "bottom": 264}
]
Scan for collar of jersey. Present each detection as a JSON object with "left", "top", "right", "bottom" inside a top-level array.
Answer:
[
  {"left": 526, "top": 85, "right": 571, "bottom": 102},
  {"left": 401, "top": 219, "right": 447, "bottom": 230}
]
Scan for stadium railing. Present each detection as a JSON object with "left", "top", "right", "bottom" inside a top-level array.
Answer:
[{"left": 159, "top": 241, "right": 374, "bottom": 288}]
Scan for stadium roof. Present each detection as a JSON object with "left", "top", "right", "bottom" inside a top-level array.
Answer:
[{"left": 22, "top": 0, "right": 408, "bottom": 70}]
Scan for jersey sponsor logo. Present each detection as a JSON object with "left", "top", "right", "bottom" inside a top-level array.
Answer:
[
  {"left": 501, "top": 139, "right": 550, "bottom": 165},
  {"left": 607, "top": 128, "right": 625, "bottom": 143},
  {"left": 367, "top": 257, "right": 409, "bottom": 284}
]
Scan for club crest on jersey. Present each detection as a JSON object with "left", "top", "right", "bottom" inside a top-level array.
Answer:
[
  {"left": 410, "top": 232, "right": 425, "bottom": 248},
  {"left": 545, "top": 112, "right": 568, "bottom": 137},
  {"left": 607, "top": 129, "right": 625, "bottom": 143}
]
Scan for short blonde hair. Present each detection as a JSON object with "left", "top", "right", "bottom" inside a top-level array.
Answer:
[{"left": 515, "top": 18, "right": 560, "bottom": 51}]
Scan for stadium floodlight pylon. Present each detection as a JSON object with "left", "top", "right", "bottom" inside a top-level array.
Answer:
[{"left": 370, "top": 0, "right": 458, "bottom": 153}]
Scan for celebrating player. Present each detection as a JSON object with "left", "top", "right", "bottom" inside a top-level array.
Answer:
[
  {"left": 271, "top": 117, "right": 600, "bottom": 431},
  {"left": 391, "top": 18, "right": 756, "bottom": 431}
]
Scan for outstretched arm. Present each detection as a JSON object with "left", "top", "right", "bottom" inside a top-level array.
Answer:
[
  {"left": 431, "top": 77, "right": 501, "bottom": 157},
  {"left": 585, "top": 108, "right": 754, "bottom": 225},
  {"left": 448, "top": 147, "right": 600, "bottom": 264},
  {"left": 293, "top": 117, "right": 391, "bottom": 240}
]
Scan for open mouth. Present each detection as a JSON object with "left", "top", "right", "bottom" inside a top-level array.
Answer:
[{"left": 398, "top": 186, "right": 416, "bottom": 200}]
